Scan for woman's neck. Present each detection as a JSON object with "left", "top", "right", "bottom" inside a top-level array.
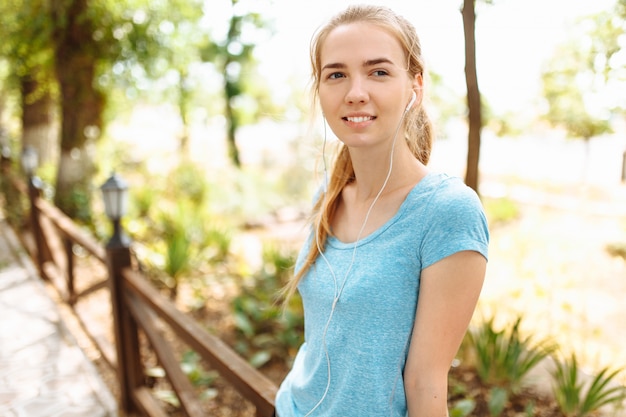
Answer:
[{"left": 347, "top": 143, "right": 427, "bottom": 202}]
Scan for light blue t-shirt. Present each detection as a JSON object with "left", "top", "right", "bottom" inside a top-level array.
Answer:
[{"left": 275, "top": 172, "right": 489, "bottom": 417}]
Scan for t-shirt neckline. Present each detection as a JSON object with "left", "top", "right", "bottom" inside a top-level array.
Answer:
[{"left": 327, "top": 171, "right": 440, "bottom": 249}]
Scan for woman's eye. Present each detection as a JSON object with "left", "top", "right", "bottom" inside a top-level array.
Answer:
[
  {"left": 328, "top": 72, "right": 345, "bottom": 79},
  {"left": 373, "top": 70, "right": 389, "bottom": 77}
]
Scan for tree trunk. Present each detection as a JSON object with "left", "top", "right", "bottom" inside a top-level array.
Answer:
[
  {"left": 50, "top": 0, "right": 104, "bottom": 222},
  {"left": 223, "top": 4, "right": 242, "bottom": 168},
  {"left": 462, "top": 0, "right": 483, "bottom": 194},
  {"left": 224, "top": 76, "right": 241, "bottom": 168},
  {"left": 178, "top": 69, "right": 191, "bottom": 157},
  {"left": 20, "top": 74, "right": 58, "bottom": 166}
]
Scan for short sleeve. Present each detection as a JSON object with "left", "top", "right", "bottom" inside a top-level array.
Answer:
[{"left": 419, "top": 179, "right": 489, "bottom": 269}]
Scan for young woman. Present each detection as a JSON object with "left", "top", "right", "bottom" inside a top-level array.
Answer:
[{"left": 276, "top": 5, "right": 489, "bottom": 417}]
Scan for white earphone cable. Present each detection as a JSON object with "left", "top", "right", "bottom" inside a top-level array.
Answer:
[{"left": 305, "top": 106, "right": 408, "bottom": 416}]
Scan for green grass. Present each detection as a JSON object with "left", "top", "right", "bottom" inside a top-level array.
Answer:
[{"left": 483, "top": 196, "right": 520, "bottom": 227}]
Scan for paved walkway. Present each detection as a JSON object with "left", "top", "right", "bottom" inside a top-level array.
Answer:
[{"left": 0, "top": 214, "right": 118, "bottom": 417}]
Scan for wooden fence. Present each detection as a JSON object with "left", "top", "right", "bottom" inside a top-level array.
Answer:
[{"left": 0, "top": 155, "right": 277, "bottom": 417}]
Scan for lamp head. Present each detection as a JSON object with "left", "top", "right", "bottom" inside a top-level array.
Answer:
[
  {"left": 20, "top": 146, "right": 38, "bottom": 177},
  {"left": 100, "top": 173, "right": 129, "bottom": 221}
]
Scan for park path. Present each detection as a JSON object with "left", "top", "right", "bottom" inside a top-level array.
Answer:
[{"left": 0, "top": 212, "right": 118, "bottom": 417}]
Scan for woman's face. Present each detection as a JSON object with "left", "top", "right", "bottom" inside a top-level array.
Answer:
[{"left": 318, "top": 22, "right": 420, "bottom": 150}]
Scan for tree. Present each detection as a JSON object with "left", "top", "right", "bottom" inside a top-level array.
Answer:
[
  {"left": 540, "top": 8, "right": 623, "bottom": 178},
  {"left": 113, "top": 0, "right": 207, "bottom": 156},
  {"left": 542, "top": 46, "right": 612, "bottom": 141},
  {"left": 3, "top": 0, "right": 277, "bottom": 224},
  {"left": 2, "top": 0, "right": 210, "bottom": 221},
  {"left": 585, "top": 3, "right": 626, "bottom": 118},
  {"left": 461, "top": 0, "right": 484, "bottom": 194},
  {"left": 0, "top": 0, "right": 58, "bottom": 166},
  {"left": 201, "top": 0, "right": 274, "bottom": 168},
  {"left": 49, "top": 0, "right": 108, "bottom": 222}
]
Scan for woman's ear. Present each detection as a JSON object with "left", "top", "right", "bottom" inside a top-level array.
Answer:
[
  {"left": 413, "top": 72, "right": 424, "bottom": 90},
  {"left": 412, "top": 73, "right": 424, "bottom": 105}
]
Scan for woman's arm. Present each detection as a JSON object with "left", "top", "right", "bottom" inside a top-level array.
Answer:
[{"left": 404, "top": 250, "right": 487, "bottom": 417}]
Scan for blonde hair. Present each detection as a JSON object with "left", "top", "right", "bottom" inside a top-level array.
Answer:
[{"left": 283, "top": 5, "right": 434, "bottom": 301}]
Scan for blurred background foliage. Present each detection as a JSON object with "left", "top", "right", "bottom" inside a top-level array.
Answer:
[{"left": 1, "top": 0, "right": 626, "bottom": 414}]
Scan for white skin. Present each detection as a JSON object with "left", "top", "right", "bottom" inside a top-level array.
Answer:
[{"left": 318, "top": 22, "right": 486, "bottom": 417}]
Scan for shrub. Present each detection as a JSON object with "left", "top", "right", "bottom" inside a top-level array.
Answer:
[
  {"left": 469, "top": 315, "right": 556, "bottom": 391},
  {"left": 231, "top": 244, "right": 303, "bottom": 368},
  {"left": 466, "top": 315, "right": 557, "bottom": 415},
  {"left": 552, "top": 352, "right": 626, "bottom": 417}
]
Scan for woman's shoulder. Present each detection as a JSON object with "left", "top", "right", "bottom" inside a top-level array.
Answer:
[
  {"left": 403, "top": 172, "right": 484, "bottom": 223},
  {"left": 410, "top": 171, "right": 479, "bottom": 202}
]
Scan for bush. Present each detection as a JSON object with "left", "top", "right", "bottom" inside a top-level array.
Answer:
[
  {"left": 231, "top": 244, "right": 303, "bottom": 368},
  {"left": 552, "top": 352, "right": 626, "bottom": 417},
  {"left": 465, "top": 315, "right": 557, "bottom": 415},
  {"left": 468, "top": 315, "right": 556, "bottom": 392}
]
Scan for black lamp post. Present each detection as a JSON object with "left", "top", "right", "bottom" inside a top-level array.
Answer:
[
  {"left": 100, "top": 173, "right": 130, "bottom": 248},
  {"left": 100, "top": 172, "right": 140, "bottom": 413}
]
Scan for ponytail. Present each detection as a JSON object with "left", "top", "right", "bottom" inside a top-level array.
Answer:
[{"left": 282, "top": 146, "right": 353, "bottom": 301}]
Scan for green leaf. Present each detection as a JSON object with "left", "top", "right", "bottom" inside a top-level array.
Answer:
[
  {"left": 249, "top": 350, "right": 271, "bottom": 368},
  {"left": 488, "top": 386, "right": 508, "bottom": 416},
  {"left": 233, "top": 311, "right": 255, "bottom": 337},
  {"left": 450, "top": 398, "right": 476, "bottom": 417},
  {"left": 153, "top": 389, "right": 180, "bottom": 407}
]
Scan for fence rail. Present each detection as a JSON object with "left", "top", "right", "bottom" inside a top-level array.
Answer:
[{"left": 1, "top": 157, "right": 277, "bottom": 417}]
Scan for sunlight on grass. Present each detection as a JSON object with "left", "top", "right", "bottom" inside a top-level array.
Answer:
[{"left": 480, "top": 199, "right": 626, "bottom": 387}]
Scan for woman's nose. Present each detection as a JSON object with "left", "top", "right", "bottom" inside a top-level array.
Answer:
[{"left": 345, "top": 79, "right": 368, "bottom": 105}]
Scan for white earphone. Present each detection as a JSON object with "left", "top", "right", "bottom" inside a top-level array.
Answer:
[
  {"left": 404, "top": 90, "right": 417, "bottom": 113},
  {"left": 308, "top": 86, "right": 417, "bottom": 417}
]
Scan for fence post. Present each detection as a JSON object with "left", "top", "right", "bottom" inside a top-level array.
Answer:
[
  {"left": 102, "top": 174, "right": 143, "bottom": 414},
  {"left": 106, "top": 231, "right": 143, "bottom": 414},
  {"left": 20, "top": 147, "right": 46, "bottom": 276},
  {"left": 26, "top": 171, "right": 47, "bottom": 279},
  {"left": 64, "top": 237, "right": 76, "bottom": 305}
]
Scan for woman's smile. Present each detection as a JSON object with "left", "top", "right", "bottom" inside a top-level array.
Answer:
[
  {"left": 318, "top": 21, "right": 415, "bottom": 148},
  {"left": 344, "top": 116, "right": 375, "bottom": 123}
]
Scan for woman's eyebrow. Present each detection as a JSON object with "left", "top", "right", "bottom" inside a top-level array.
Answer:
[
  {"left": 363, "top": 58, "right": 394, "bottom": 67},
  {"left": 322, "top": 58, "right": 394, "bottom": 72},
  {"left": 321, "top": 62, "right": 346, "bottom": 71}
]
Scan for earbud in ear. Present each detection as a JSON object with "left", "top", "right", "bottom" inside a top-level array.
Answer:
[{"left": 404, "top": 91, "right": 417, "bottom": 113}]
